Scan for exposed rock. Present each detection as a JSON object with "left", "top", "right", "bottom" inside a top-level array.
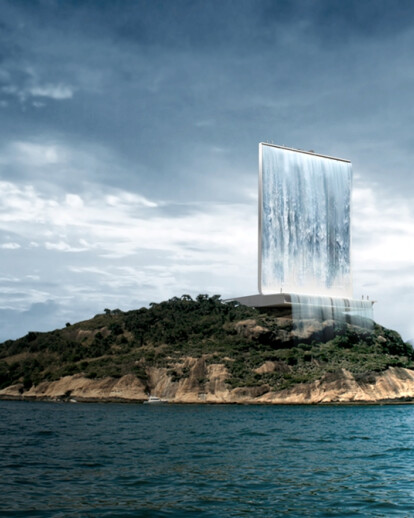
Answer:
[
  {"left": 0, "top": 383, "right": 24, "bottom": 396},
  {"left": 255, "top": 361, "right": 276, "bottom": 374},
  {"left": 0, "top": 374, "right": 147, "bottom": 402},
  {"left": 234, "top": 319, "right": 268, "bottom": 339},
  {"left": 234, "top": 317, "right": 343, "bottom": 346},
  {"left": 3, "top": 365, "right": 414, "bottom": 405},
  {"left": 257, "top": 367, "right": 414, "bottom": 404}
]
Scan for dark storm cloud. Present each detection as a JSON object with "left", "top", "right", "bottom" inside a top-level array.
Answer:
[
  {"left": 1, "top": 0, "right": 413, "bottom": 193},
  {"left": 2, "top": 0, "right": 414, "bottom": 201},
  {"left": 261, "top": 0, "right": 414, "bottom": 41}
]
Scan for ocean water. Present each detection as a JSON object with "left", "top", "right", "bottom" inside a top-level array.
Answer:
[{"left": 1, "top": 402, "right": 414, "bottom": 517}]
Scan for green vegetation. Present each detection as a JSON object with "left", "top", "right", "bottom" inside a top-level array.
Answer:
[
  {"left": 0, "top": 295, "right": 412, "bottom": 392},
  {"left": 224, "top": 323, "right": 414, "bottom": 390}
]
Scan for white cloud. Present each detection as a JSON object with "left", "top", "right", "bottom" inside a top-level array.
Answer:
[
  {"left": 1, "top": 242, "right": 21, "bottom": 249},
  {"left": 11, "top": 141, "right": 63, "bottom": 165},
  {"left": 65, "top": 194, "right": 84, "bottom": 208},
  {"left": 352, "top": 184, "right": 414, "bottom": 272},
  {"left": 26, "top": 275, "right": 40, "bottom": 281},
  {"left": 1, "top": 65, "right": 75, "bottom": 104},
  {"left": 0, "top": 138, "right": 130, "bottom": 194},
  {"left": 0, "top": 176, "right": 257, "bottom": 322},
  {"left": 69, "top": 266, "right": 112, "bottom": 276},
  {"left": 0, "top": 178, "right": 254, "bottom": 261},
  {"left": 28, "top": 83, "right": 74, "bottom": 100},
  {"left": 105, "top": 192, "right": 158, "bottom": 208},
  {"left": 0, "top": 171, "right": 413, "bottom": 341},
  {"left": 45, "top": 241, "right": 88, "bottom": 252},
  {"left": 0, "top": 287, "right": 53, "bottom": 311},
  {"left": 352, "top": 182, "right": 414, "bottom": 339}
]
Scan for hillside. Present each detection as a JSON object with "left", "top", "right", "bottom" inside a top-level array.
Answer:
[{"left": 1, "top": 295, "right": 414, "bottom": 404}]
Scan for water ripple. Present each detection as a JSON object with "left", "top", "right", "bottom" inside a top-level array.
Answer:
[{"left": 1, "top": 402, "right": 414, "bottom": 516}]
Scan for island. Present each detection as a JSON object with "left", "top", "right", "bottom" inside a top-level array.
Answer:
[{"left": 1, "top": 295, "right": 413, "bottom": 404}]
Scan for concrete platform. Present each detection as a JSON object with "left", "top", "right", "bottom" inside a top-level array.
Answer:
[
  {"left": 227, "top": 293, "right": 290, "bottom": 308},
  {"left": 228, "top": 293, "right": 374, "bottom": 310}
]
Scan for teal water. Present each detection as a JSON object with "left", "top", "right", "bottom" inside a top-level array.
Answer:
[{"left": 1, "top": 402, "right": 414, "bottom": 517}]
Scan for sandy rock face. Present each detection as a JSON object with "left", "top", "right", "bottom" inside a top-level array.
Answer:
[
  {"left": 256, "top": 367, "right": 414, "bottom": 404},
  {"left": 233, "top": 317, "right": 341, "bottom": 346},
  {"left": 255, "top": 361, "right": 277, "bottom": 374},
  {"left": 234, "top": 320, "right": 268, "bottom": 339},
  {"left": 146, "top": 358, "right": 233, "bottom": 403},
  {"left": 0, "top": 374, "right": 147, "bottom": 402},
  {"left": 3, "top": 365, "right": 414, "bottom": 405},
  {"left": 0, "top": 383, "right": 24, "bottom": 397}
]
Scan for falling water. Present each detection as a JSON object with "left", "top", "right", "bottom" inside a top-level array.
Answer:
[
  {"left": 258, "top": 144, "right": 374, "bottom": 335},
  {"left": 289, "top": 294, "right": 374, "bottom": 332},
  {"left": 260, "top": 145, "right": 352, "bottom": 297}
]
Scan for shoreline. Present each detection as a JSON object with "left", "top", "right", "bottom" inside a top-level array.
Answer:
[{"left": 2, "top": 393, "right": 414, "bottom": 406}]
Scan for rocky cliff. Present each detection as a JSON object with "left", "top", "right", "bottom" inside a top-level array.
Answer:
[{"left": 2, "top": 359, "right": 414, "bottom": 404}]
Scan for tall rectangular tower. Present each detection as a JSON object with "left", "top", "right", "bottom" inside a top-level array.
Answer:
[{"left": 259, "top": 143, "right": 352, "bottom": 298}]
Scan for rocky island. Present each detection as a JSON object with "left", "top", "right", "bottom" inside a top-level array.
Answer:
[{"left": 1, "top": 295, "right": 414, "bottom": 404}]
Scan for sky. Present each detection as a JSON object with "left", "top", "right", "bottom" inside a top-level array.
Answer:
[{"left": 0, "top": 0, "right": 414, "bottom": 342}]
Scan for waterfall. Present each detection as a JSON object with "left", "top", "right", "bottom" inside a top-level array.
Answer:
[
  {"left": 289, "top": 294, "right": 374, "bottom": 332},
  {"left": 260, "top": 145, "right": 352, "bottom": 297},
  {"left": 257, "top": 144, "right": 375, "bottom": 337}
]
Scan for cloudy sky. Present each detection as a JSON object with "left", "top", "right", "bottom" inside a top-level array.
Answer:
[{"left": 0, "top": 0, "right": 413, "bottom": 342}]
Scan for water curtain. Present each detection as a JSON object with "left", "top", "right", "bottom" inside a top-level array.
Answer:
[
  {"left": 289, "top": 294, "right": 374, "bottom": 332},
  {"left": 261, "top": 145, "right": 352, "bottom": 298}
]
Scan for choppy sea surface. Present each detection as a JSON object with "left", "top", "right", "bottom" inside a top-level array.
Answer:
[{"left": 1, "top": 401, "right": 414, "bottom": 517}]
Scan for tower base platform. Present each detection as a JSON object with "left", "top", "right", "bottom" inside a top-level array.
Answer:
[
  {"left": 227, "top": 293, "right": 291, "bottom": 308},
  {"left": 227, "top": 293, "right": 374, "bottom": 311},
  {"left": 227, "top": 293, "right": 375, "bottom": 328}
]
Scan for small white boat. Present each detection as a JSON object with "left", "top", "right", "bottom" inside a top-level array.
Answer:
[{"left": 144, "top": 395, "right": 168, "bottom": 404}]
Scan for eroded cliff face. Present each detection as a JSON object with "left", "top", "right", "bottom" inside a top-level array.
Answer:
[
  {"left": 2, "top": 356, "right": 414, "bottom": 404},
  {"left": 0, "top": 374, "right": 148, "bottom": 402}
]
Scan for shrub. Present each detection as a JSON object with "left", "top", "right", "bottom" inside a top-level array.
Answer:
[{"left": 109, "top": 322, "right": 123, "bottom": 336}]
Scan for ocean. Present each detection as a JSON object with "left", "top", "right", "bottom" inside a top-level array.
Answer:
[{"left": 1, "top": 400, "right": 414, "bottom": 517}]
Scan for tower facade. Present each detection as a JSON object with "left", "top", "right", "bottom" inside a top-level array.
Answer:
[{"left": 259, "top": 144, "right": 352, "bottom": 298}]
